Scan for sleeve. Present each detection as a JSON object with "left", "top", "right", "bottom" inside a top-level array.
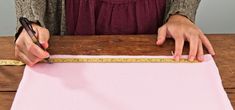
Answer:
[
  {"left": 15, "top": 0, "right": 46, "bottom": 31},
  {"left": 164, "top": 0, "right": 201, "bottom": 23},
  {"left": 15, "top": 0, "right": 66, "bottom": 35}
]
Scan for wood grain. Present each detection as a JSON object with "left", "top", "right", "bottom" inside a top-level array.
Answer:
[
  {"left": 0, "top": 92, "right": 15, "bottom": 110},
  {"left": 0, "top": 34, "right": 234, "bottom": 109}
]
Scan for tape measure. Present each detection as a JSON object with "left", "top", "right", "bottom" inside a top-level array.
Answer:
[
  {"left": 0, "top": 58, "right": 198, "bottom": 66},
  {"left": 0, "top": 60, "right": 25, "bottom": 66}
]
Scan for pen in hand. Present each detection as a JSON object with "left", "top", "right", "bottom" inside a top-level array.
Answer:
[{"left": 19, "top": 17, "right": 51, "bottom": 64}]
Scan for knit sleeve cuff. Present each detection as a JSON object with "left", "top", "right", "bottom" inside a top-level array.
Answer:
[{"left": 164, "top": 0, "right": 201, "bottom": 23}]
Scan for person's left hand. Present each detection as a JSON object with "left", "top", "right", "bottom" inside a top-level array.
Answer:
[{"left": 156, "top": 15, "right": 215, "bottom": 62}]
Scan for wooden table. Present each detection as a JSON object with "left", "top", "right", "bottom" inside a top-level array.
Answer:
[{"left": 0, "top": 35, "right": 234, "bottom": 109}]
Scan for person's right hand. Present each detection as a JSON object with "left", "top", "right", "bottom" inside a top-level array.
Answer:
[{"left": 15, "top": 24, "right": 50, "bottom": 66}]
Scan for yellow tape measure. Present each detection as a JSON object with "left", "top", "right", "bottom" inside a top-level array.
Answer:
[
  {"left": 0, "top": 58, "right": 198, "bottom": 66},
  {"left": 0, "top": 60, "right": 25, "bottom": 66}
]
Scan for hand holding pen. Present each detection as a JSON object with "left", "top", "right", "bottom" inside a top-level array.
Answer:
[{"left": 15, "top": 17, "right": 50, "bottom": 66}]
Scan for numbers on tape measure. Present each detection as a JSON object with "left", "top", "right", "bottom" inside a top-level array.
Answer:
[
  {"left": 0, "top": 60, "right": 25, "bottom": 66},
  {"left": 0, "top": 57, "right": 198, "bottom": 66}
]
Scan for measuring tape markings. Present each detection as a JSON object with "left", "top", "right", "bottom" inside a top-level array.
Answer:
[
  {"left": 0, "top": 58, "right": 198, "bottom": 66},
  {"left": 0, "top": 60, "right": 25, "bottom": 66}
]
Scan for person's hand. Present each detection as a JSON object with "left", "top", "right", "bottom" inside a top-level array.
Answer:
[
  {"left": 156, "top": 15, "right": 215, "bottom": 62},
  {"left": 15, "top": 24, "right": 50, "bottom": 66}
]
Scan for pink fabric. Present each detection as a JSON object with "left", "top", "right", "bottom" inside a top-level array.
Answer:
[
  {"left": 11, "top": 55, "right": 233, "bottom": 110},
  {"left": 66, "top": 0, "right": 166, "bottom": 35}
]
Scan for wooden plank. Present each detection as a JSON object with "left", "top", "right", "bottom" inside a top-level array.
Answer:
[
  {"left": 0, "top": 92, "right": 15, "bottom": 110},
  {"left": 227, "top": 89, "right": 235, "bottom": 107},
  {"left": 0, "top": 66, "right": 24, "bottom": 91}
]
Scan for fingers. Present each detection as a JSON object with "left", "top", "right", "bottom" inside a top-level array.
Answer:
[
  {"left": 25, "top": 42, "right": 49, "bottom": 59},
  {"left": 200, "top": 34, "right": 215, "bottom": 55},
  {"left": 15, "top": 45, "right": 41, "bottom": 66},
  {"left": 197, "top": 40, "right": 204, "bottom": 62},
  {"left": 15, "top": 25, "right": 50, "bottom": 66},
  {"left": 16, "top": 51, "right": 34, "bottom": 66},
  {"left": 188, "top": 35, "right": 199, "bottom": 62},
  {"left": 156, "top": 25, "right": 167, "bottom": 45},
  {"left": 38, "top": 28, "right": 50, "bottom": 49},
  {"left": 161, "top": 14, "right": 215, "bottom": 62},
  {"left": 21, "top": 29, "right": 49, "bottom": 59},
  {"left": 16, "top": 42, "right": 47, "bottom": 66},
  {"left": 33, "top": 25, "right": 50, "bottom": 49},
  {"left": 174, "top": 37, "right": 184, "bottom": 61}
]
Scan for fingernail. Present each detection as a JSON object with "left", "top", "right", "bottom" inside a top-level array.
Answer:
[
  {"left": 28, "top": 62, "right": 34, "bottom": 67},
  {"left": 39, "top": 41, "right": 45, "bottom": 44},
  {"left": 212, "top": 52, "right": 216, "bottom": 56},
  {"left": 175, "top": 55, "right": 180, "bottom": 61},
  {"left": 156, "top": 41, "right": 160, "bottom": 45},
  {"left": 198, "top": 56, "right": 204, "bottom": 61},
  {"left": 189, "top": 56, "right": 195, "bottom": 62},
  {"left": 44, "top": 52, "right": 50, "bottom": 58}
]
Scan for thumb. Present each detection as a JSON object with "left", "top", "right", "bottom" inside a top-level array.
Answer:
[
  {"left": 38, "top": 28, "right": 50, "bottom": 49},
  {"left": 156, "top": 25, "right": 167, "bottom": 46}
]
